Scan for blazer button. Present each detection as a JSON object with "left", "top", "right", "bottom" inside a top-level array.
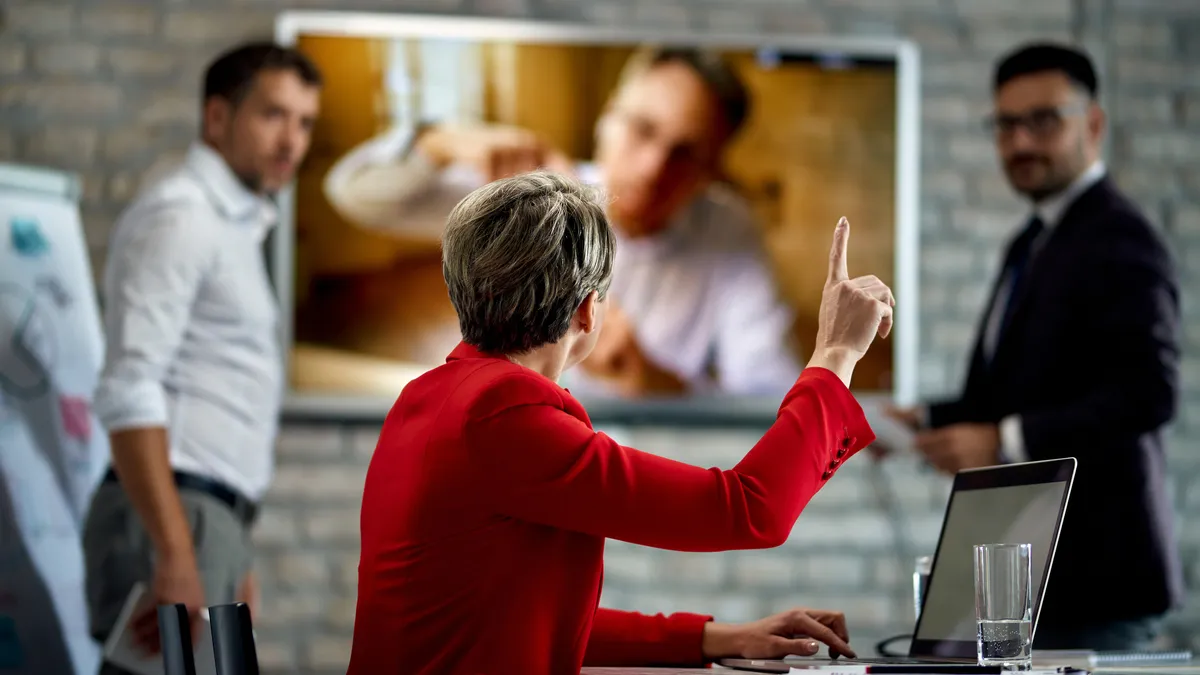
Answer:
[
  {"left": 822, "top": 470, "right": 833, "bottom": 480},
  {"left": 841, "top": 437, "right": 851, "bottom": 448},
  {"left": 837, "top": 448, "right": 847, "bottom": 458},
  {"left": 829, "top": 459, "right": 840, "bottom": 470}
]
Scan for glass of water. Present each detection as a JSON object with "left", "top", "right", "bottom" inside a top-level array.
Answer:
[
  {"left": 974, "top": 543, "right": 1033, "bottom": 670},
  {"left": 913, "top": 555, "right": 932, "bottom": 621}
]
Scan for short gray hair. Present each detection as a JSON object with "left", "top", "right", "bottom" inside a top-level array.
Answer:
[{"left": 442, "top": 171, "right": 616, "bottom": 354}]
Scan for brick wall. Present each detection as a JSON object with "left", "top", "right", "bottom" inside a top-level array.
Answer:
[{"left": 3, "top": 0, "right": 1200, "bottom": 673}]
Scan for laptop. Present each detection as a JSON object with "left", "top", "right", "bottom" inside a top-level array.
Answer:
[{"left": 720, "top": 457, "right": 1078, "bottom": 672}]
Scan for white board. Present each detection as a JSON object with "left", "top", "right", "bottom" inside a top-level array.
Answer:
[{"left": 0, "top": 162, "right": 109, "bottom": 675}]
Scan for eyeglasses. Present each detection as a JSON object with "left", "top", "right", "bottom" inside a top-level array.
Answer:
[{"left": 982, "top": 103, "right": 1086, "bottom": 139}]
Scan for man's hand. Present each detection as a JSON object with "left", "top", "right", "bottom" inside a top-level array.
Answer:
[
  {"left": 886, "top": 405, "right": 923, "bottom": 430},
  {"left": 416, "top": 123, "right": 574, "bottom": 181},
  {"left": 914, "top": 423, "right": 1000, "bottom": 474},
  {"left": 580, "top": 303, "right": 686, "bottom": 396},
  {"left": 807, "top": 218, "right": 895, "bottom": 387},
  {"left": 702, "top": 608, "right": 856, "bottom": 661},
  {"left": 132, "top": 553, "right": 207, "bottom": 654}
]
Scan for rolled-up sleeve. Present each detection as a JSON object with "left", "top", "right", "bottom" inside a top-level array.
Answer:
[{"left": 94, "top": 205, "right": 217, "bottom": 432}]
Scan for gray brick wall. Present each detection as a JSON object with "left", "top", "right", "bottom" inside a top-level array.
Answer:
[{"left": 3, "top": 0, "right": 1199, "bottom": 672}]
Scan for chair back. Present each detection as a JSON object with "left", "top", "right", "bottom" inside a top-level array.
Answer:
[
  {"left": 157, "top": 603, "right": 197, "bottom": 675},
  {"left": 209, "top": 602, "right": 259, "bottom": 675}
]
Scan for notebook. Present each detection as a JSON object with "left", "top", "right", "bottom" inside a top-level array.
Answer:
[{"left": 102, "top": 582, "right": 217, "bottom": 675}]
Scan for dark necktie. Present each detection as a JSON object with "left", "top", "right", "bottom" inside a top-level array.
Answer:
[{"left": 997, "top": 214, "right": 1046, "bottom": 340}]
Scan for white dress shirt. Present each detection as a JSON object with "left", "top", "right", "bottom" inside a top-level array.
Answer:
[
  {"left": 94, "top": 143, "right": 283, "bottom": 500},
  {"left": 989, "top": 161, "right": 1107, "bottom": 463},
  {"left": 324, "top": 126, "right": 803, "bottom": 396}
]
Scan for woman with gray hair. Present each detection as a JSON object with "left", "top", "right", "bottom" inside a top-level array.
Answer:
[{"left": 349, "top": 171, "right": 895, "bottom": 675}]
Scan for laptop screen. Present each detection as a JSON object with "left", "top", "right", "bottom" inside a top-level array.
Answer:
[{"left": 912, "top": 459, "right": 1075, "bottom": 658}]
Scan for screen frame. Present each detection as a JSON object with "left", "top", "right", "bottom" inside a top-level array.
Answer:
[
  {"left": 911, "top": 457, "right": 1079, "bottom": 660},
  {"left": 272, "top": 11, "right": 923, "bottom": 423}
]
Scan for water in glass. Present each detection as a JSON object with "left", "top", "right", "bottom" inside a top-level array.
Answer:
[
  {"left": 973, "top": 543, "right": 1033, "bottom": 671},
  {"left": 913, "top": 555, "right": 932, "bottom": 620},
  {"left": 976, "top": 618, "right": 1031, "bottom": 668}
]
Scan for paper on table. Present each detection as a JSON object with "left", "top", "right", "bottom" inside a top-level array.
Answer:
[
  {"left": 857, "top": 394, "right": 917, "bottom": 454},
  {"left": 102, "top": 582, "right": 216, "bottom": 675}
]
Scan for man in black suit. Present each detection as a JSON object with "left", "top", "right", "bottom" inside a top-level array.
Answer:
[{"left": 887, "top": 43, "right": 1184, "bottom": 649}]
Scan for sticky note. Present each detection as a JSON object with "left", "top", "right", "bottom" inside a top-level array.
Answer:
[
  {"left": 9, "top": 217, "right": 49, "bottom": 258},
  {"left": 59, "top": 395, "right": 92, "bottom": 442}
]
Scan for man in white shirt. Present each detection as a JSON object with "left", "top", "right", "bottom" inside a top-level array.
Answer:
[
  {"left": 83, "top": 43, "right": 321, "bottom": 672},
  {"left": 323, "top": 47, "right": 801, "bottom": 397}
]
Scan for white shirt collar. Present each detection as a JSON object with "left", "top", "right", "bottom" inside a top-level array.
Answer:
[
  {"left": 1033, "top": 160, "right": 1106, "bottom": 228},
  {"left": 184, "top": 142, "right": 278, "bottom": 233}
]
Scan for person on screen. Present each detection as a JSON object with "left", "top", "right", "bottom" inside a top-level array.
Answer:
[
  {"left": 348, "top": 171, "right": 895, "bottom": 674},
  {"left": 323, "top": 46, "right": 802, "bottom": 398},
  {"left": 84, "top": 43, "right": 322, "bottom": 673},
  {"left": 882, "top": 43, "right": 1183, "bottom": 649}
]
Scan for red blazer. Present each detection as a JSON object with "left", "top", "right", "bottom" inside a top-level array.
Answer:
[{"left": 348, "top": 342, "right": 874, "bottom": 675}]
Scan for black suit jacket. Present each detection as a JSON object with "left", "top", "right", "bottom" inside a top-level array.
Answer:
[{"left": 928, "top": 177, "right": 1184, "bottom": 627}]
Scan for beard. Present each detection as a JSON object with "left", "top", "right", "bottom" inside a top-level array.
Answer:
[
  {"left": 235, "top": 169, "right": 265, "bottom": 194},
  {"left": 234, "top": 161, "right": 290, "bottom": 197},
  {"left": 1005, "top": 156, "right": 1065, "bottom": 201},
  {"left": 1004, "top": 142, "right": 1087, "bottom": 202},
  {"left": 1003, "top": 153, "right": 1080, "bottom": 200}
]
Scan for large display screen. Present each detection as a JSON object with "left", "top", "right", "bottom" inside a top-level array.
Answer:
[{"left": 274, "top": 13, "right": 920, "bottom": 418}]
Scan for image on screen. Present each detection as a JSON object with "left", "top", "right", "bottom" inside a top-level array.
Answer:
[
  {"left": 282, "top": 21, "right": 906, "bottom": 405},
  {"left": 915, "top": 481, "right": 1069, "bottom": 643}
]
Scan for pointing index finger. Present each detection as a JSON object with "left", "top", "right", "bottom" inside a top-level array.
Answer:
[{"left": 828, "top": 217, "right": 850, "bottom": 283}]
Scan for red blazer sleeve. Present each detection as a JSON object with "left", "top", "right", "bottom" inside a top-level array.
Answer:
[
  {"left": 462, "top": 366, "right": 874, "bottom": 551},
  {"left": 583, "top": 608, "right": 712, "bottom": 667}
]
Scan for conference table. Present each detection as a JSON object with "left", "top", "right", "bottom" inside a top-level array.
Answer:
[
  {"left": 582, "top": 669, "right": 729, "bottom": 674},
  {"left": 576, "top": 658, "right": 1200, "bottom": 667}
]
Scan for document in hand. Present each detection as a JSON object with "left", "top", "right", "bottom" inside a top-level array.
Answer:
[
  {"left": 102, "top": 582, "right": 217, "bottom": 675},
  {"left": 857, "top": 393, "right": 916, "bottom": 454}
]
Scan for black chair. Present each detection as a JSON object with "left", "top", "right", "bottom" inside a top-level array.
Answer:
[
  {"left": 157, "top": 603, "right": 197, "bottom": 675},
  {"left": 209, "top": 602, "right": 260, "bottom": 675}
]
